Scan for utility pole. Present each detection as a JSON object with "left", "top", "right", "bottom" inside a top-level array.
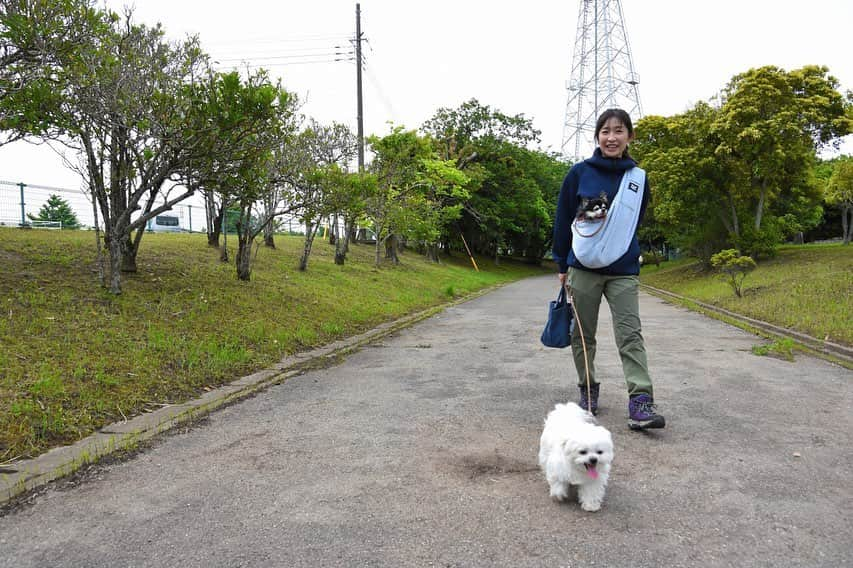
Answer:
[{"left": 355, "top": 3, "right": 365, "bottom": 172}]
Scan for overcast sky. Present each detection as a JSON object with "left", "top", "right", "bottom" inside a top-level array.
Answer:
[{"left": 2, "top": 0, "right": 852, "bottom": 191}]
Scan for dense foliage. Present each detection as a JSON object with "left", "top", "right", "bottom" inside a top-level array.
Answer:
[
  {"left": 632, "top": 65, "right": 852, "bottom": 262},
  {"left": 422, "top": 98, "right": 568, "bottom": 263}
]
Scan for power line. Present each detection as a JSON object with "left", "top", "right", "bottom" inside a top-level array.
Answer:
[
  {"left": 216, "top": 50, "right": 354, "bottom": 63},
  {"left": 213, "top": 57, "right": 355, "bottom": 70},
  {"left": 364, "top": 65, "right": 398, "bottom": 124},
  {"left": 204, "top": 34, "right": 351, "bottom": 47}
]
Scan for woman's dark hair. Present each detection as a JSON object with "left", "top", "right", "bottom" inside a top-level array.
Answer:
[{"left": 594, "top": 108, "right": 634, "bottom": 158}]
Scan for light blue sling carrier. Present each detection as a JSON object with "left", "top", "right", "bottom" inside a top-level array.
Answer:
[{"left": 571, "top": 167, "right": 645, "bottom": 269}]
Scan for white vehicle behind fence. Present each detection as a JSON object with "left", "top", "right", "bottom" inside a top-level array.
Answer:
[{"left": 146, "top": 213, "right": 184, "bottom": 233}]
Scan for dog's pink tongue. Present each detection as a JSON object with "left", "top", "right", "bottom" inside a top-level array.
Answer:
[{"left": 586, "top": 465, "right": 599, "bottom": 479}]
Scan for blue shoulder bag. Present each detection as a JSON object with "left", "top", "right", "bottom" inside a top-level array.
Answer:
[{"left": 540, "top": 285, "right": 575, "bottom": 348}]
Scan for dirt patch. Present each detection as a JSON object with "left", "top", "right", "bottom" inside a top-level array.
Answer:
[{"left": 456, "top": 450, "right": 539, "bottom": 481}]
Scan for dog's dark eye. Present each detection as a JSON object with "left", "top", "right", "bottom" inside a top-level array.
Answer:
[
  {"left": 579, "top": 450, "right": 587, "bottom": 455},
  {"left": 597, "top": 450, "right": 603, "bottom": 455}
]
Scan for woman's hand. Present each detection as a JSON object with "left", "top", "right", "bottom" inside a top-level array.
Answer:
[{"left": 558, "top": 272, "right": 567, "bottom": 286}]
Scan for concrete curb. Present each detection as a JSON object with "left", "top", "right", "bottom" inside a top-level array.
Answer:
[
  {"left": 0, "top": 284, "right": 502, "bottom": 507},
  {"left": 640, "top": 283, "right": 853, "bottom": 365}
]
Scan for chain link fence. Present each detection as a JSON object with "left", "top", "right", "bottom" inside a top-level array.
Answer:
[
  {"left": 0, "top": 179, "right": 317, "bottom": 236},
  {"left": 0, "top": 179, "right": 213, "bottom": 232}
]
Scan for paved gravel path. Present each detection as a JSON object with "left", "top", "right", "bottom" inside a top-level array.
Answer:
[{"left": 1, "top": 274, "right": 850, "bottom": 567}]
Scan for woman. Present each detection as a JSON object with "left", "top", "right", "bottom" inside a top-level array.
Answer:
[{"left": 552, "top": 108, "right": 665, "bottom": 430}]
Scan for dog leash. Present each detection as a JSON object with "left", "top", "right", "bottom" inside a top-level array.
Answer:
[
  {"left": 566, "top": 284, "right": 593, "bottom": 414},
  {"left": 572, "top": 217, "right": 607, "bottom": 238}
]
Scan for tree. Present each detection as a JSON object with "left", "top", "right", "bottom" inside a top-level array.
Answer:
[
  {"left": 422, "top": 97, "right": 541, "bottom": 156},
  {"left": 710, "top": 249, "right": 757, "bottom": 298},
  {"left": 188, "top": 71, "right": 299, "bottom": 281},
  {"left": 25, "top": 9, "right": 213, "bottom": 293},
  {"left": 421, "top": 99, "right": 560, "bottom": 263},
  {"left": 276, "top": 119, "right": 357, "bottom": 271},
  {"left": 825, "top": 157, "right": 853, "bottom": 244},
  {"left": 27, "top": 193, "right": 80, "bottom": 228},
  {"left": 366, "top": 127, "right": 459, "bottom": 267},
  {"left": 323, "top": 167, "right": 373, "bottom": 266},
  {"left": 0, "top": 0, "right": 107, "bottom": 146},
  {"left": 633, "top": 67, "right": 852, "bottom": 260},
  {"left": 404, "top": 157, "right": 470, "bottom": 262},
  {"left": 711, "top": 65, "right": 852, "bottom": 255},
  {"left": 632, "top": 104, "right": 732, "bottom": 264}
]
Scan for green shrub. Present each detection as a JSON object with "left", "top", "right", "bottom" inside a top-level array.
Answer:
[
  {"left": 732, "top": 225, "right": 781, "bottom": 260},
  {"left": 710, "top": 249, "right": 757, "bottom": 298}
]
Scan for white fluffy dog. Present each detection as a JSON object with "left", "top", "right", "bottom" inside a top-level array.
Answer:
[{"left": 538, "top": 402, "right": 614, "bottom": 511}]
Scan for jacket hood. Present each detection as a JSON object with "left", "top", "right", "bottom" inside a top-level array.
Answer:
[{"left": 584, "top": 147, "right": 637, "bottom": 172}]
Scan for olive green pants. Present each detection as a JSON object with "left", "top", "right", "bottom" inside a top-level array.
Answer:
[{"left": 568, "top": 268, "right": 653, "bottom": 397}]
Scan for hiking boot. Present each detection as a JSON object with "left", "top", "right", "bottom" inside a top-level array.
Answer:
[
  {"left": 628, "top": 394, "right": 666, "bottom": 430},
  {"left": 578, "top": 382, "right": 600, "bottom": 415}
]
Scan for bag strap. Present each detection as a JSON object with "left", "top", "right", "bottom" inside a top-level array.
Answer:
[{"left": 571, "top": 167, "right": 645, "bottom": 240}]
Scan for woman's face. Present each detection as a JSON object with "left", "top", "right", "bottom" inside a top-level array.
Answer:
[{"left": 596, "top": 117, "right": 633, "bottom": 158}]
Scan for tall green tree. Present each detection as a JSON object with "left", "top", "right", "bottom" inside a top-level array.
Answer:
[
  {"left": 324, "top": 167, "right": 373, "bottom": 266},
  {"left": 186, "top": 70, "right": 298, "bottom": 280},
  {"left": 825, "top": 157, "right": 853, "bottom": 244},
  {"left": 23, "top": 8, "right": 212, "bottom": 293},
  {"left": 634, "top": 66, "right": 852, "bottom": 260},
  {"left": 366, "top": 126, "right": 469, "bottom": 267},
  {"left": 633, "top": 103, "right": 732, "bottom": 262},
  {"left": 366, "top": 127, "right": 435, "bottom": 266},
  {"left": 711, "top": 65, "right": 852, "bottom": 255},
  {"left": 275, "top": 119, "right": 357, "bottom": 271},
  {"left": 407, "top": 157, "right": 470, "bottom": 262},
  {"left": 421, "top": 98, "right": 562, "bottom": 262}
]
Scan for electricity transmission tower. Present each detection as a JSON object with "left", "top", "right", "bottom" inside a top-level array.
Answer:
[{"left": 561, "top": 0, "right": 643, "bottom": 162}]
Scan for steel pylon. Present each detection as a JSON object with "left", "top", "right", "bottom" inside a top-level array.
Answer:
[{"left": 561, "top": 0, "right": 643, "bottom": 162}]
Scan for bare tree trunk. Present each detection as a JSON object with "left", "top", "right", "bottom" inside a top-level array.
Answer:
[
  {"left": 375, "top": 235, "right": 384, "bottom": 267},
  {"left": 425, "top": 244, "right": 439, "bottom": 263},
  {"left": 263, "top": 220, "right": 276, "bottom": 248},
  {"left": 106, "top": 234, "right": 124, "bottom": 294},
  {"left": 205, "top": 190, "right": 221, "bottom": 247},
  {"left": 329, "top": 213, "right": 338, "bottom": 245},
  {"left": 754, "top": 179, "right": 767, "bottom": 231},
  {"left": 91, "top": 192, "right": 105, "bottom": 286},
  {"left": 385, "top": 234, "right": 399, "bottom": 264},
  {"left": 123, "top": 196, "right": 157, "bottom": 272},
  {"left": 220, "top": 215, "right": 229, "bottom": 262},
  {"left": 299, "top": 221, "right": 319, "bottom": 271},
  {"left": 208, "top": 199, "right": 225, "bottom": 248},
  {"left": 334, "top": 216, "right": 352, "bottom": 265},
  {"left": 236, "top": 237, "right": 252, "bottom": 280},
  {"left": 234, "top": 207, "right": 253, "bottom": 280},
  {"left": 727, "top": 193, "right": 740, "bottom": 238},
  {"left": 121, "top": 234, "right": 138, "bottom": 272},
  {"left": 843, "top": 205, "right": 851, "bottom": 245}
]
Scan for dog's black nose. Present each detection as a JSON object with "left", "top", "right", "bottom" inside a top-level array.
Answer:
[{"left": 589, "top": 456, "right": 598, "bottom": 465}]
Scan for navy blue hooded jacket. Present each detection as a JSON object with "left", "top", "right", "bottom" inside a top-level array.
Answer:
[{"left": 551, "top": 148, "right": 650, "bottom": 275}]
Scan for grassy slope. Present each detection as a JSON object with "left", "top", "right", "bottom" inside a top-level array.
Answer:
[
  {"left": 640, "top": 244, "right": 852, "bottom": 346},
  {"left": 0, "top": 228, "right": 549, "bottom": 459}
]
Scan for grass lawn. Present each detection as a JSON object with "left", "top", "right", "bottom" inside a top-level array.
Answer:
[
  {"left": 0, "top": 228, "right": 549, "bottom": 460},
  {"left": 640, "top": 243, "right": 853, "bottom": 347}
]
